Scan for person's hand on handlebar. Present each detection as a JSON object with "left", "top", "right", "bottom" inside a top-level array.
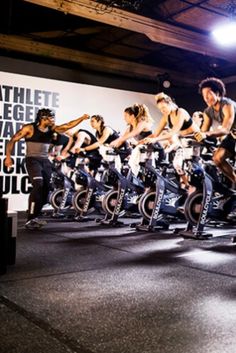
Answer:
[
  {"left": 141, "top": 137, "right": 157, "bottom": 145},
  {"left": 194, "top": 131, "right": 207, "bottom": 142}
]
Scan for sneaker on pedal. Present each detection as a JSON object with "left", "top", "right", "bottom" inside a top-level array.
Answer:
[
  {"left": 227, "top": 188, "right": 236, "bottom": 195},
  {"left": 25, "top": 218, "right": 47, "bottom": 229},
  {"left": 36, "top": 218, "right": 47, "bottom": 226},
  {"left": 227, "top": 209, "right": 236, "bottom": 220},
  {"left": 177, "top": 206, "right": 185, "bottom": 214}
]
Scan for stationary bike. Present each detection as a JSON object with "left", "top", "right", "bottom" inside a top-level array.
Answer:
[
  {"left": 180, "top": 139, "right": 236, "bottom": 239},
  {"left": 49, "top": 157, "right": 76, "bottom": 217},
  {"left": 136, "top": 144, "right": 187, "bottom": 231},
  {"left": 101, "top": 147, "right": 145, "bottom": 226},
  {"left": 49, "top": 154, "right": 94, "bottom": 218},
  {"left": 73, "top": 150, "right": 121, "bottom": 221}
]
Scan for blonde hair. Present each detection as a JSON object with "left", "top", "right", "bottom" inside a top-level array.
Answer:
[{"left": 155, "top": 92, "right": 177, "bottom": 110}]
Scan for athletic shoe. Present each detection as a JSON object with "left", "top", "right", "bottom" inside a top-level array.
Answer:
[
  {"left": 35, "top": 218, "right": 47, "bottom": 226},
  {"left": 25, "top": 218, "right": 47, "bottom": 230},
  {"left": 227, "top": 210, "right": 236, "bottom": 220},
  {"left": 177, "top": 206, "right": 185, "bottom": 214}
]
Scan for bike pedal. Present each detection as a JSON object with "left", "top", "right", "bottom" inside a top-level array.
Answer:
[
  {"left": 74, "top": 216, "right": 92, "bottom": 222},
  {"left": 180, "top": 230, "right": 212, "bottom": 240},
  {"left": 135, "top": 224, "right": 151, "bottom": 232},
  {"left": 52, "top": 212, "right": 65, "bottom": 219},
  {"left": 231, "top": 236, "right": 236, "bottom": 243},
  {"left": 130, "top": 222, "right": 139, "bottom": 228}
]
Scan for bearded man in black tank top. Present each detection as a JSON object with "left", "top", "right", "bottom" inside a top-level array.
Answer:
[{"left": 5, "top": 108, "right": 89, "bottom": 229}]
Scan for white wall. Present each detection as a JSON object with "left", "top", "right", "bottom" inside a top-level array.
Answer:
[{"left": 0, "top": 71, "right": 160, "bottom": 210}]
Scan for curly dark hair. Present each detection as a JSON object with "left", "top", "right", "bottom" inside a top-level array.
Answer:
[
  {"left": 35, "top": 108, "right": 55, "bottom": 124},
  {"left": 198, "top": 77, "right": 226, "bottom": 97}
]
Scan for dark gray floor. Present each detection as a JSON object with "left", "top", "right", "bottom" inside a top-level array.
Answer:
[{"left": 1, "top": 213, "right": 236, "bottom": 353}]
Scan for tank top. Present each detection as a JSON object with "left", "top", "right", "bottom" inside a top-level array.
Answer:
[
  {"left": 168, "top": 109, "right": 193, "bottom": 131},
  {"left": 25, "top": 123, "right": 54, "bottom": 158},
  {"left": 136, "top": 130, "right": 152, "bottom": 140},
  {"left": 204, "top": 97, "right": 236, "bottom": 131},
  {"left": 96, "top": 126, "right": 129, "bottom": 149},
  {"left": 96, "top": 126, "right": 119, "bottom": 144}
]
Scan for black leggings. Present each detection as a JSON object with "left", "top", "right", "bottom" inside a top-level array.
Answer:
[{"left": 25, "top": 157, "right": 53, "bottom": 220}]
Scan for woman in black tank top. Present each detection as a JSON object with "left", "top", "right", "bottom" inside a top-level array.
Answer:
[
  {"left": 141, "top": 92, "right": 199, "bottom": 146},
  {"left": 80, "top": 115, "right": 122, "bottom": 152}
]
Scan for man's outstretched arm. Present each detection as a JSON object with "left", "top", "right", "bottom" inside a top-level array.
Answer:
[{"left": 54, "top": 114, "right": 90, "bottom": 133}]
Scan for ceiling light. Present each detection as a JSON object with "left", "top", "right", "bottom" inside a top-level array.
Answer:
[
  {"left": 157, "top": 73, "right": 171, "bottom": 89},
  {"left": 212, "top": 22, "right": 236, "bottom": 46},
  {"left": 163, "top": 80, "right": 171, "bottom": 89}
]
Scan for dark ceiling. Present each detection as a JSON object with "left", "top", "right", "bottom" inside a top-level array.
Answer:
[{"left": 0, "top": 0, "right": 236, "bottom": 89}]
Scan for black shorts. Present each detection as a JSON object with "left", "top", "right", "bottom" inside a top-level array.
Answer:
[
  {"left": 25, "top": 157, "right": 53, "bottom": 185},
  {"left": 220, "top": 134, "right": 236, "bottom": 156}
]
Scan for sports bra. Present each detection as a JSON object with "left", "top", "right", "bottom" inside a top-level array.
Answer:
[
  {"left": 96, "top": 126, "right": 119, "bottom": 144},
  {"left": 167, "top": 109, "right": 193, "bottom": 131},
  {"left": 136, "top": 130, "right": 152, "bottom": 141}
]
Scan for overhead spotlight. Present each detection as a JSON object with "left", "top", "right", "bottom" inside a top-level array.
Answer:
[
  {"left": 212, "top": 2, "right": 236, "bottom": 46},
  {"left": 163, "top": 79, "right": 171, "bottom": 88},
  {"left": 212, "top": 22, "right": 236, "bottom": 46},
  {"left": 157, "top": 73, "right": 171, "bottom": 89}
]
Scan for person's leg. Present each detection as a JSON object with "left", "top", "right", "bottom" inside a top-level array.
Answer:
[
  {"left": 212, "top": 138, "right": 236, "bottom": 219},
  {"left": 25, "top": 158, "right": 45, "bottom": 221},
  {"left": 41, "top": 159, "right": 54, "bottom": 206},
  {"left": 173, "top": 148, "right": 189, "bottom": 188},
  {"left": 213, "top": 147, "right": 236, "bottom": 184}
]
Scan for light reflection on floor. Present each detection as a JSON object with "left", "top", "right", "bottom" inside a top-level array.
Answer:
[{"left": 176, "top": 248, "right": 236, "bottom": 265}]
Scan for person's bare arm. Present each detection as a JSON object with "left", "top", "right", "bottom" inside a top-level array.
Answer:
[
  {"left": 61, "top": 134, "right": 74, "bottom": 153},
  {"left": 200, "top": 112, "right": 212, "bottom": 132},
  {"left": 54, "top": 114, "right": 90, "bottom": 133},
  {"left": 122, "top": 122, "right": 148, "bottom": 141},
  {"left": 110, "top": 122, "right": 150, "bottom": 148},
  {"left": 151, "top": 116, "right": 168, "bottom": 138},
  {"left": 109, "top": 126, "right": 130, "bottom": 148},
  {"left": 141, "top": 116, "right": 171, "bottom": 144},
  {"left": 5, "top": 125, "right": 32, "bottom": 168}
]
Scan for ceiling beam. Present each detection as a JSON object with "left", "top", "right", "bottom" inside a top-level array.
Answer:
[
  {"left": 169, "top": 0, "right": 209, "bottom": 19},
  {"left": 0, "top": 34, "right": 198, "bottom": 84},
  {"left": 23, "top": 0, "right": 235, "bottom": 63},
  {"left": 179, "top": 0, "right": 227, "bottom": 18}
]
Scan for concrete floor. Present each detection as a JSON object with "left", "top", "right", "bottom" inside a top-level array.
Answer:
[{"left": 1, "top": 213, "right": 236, "bottom": 353}]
